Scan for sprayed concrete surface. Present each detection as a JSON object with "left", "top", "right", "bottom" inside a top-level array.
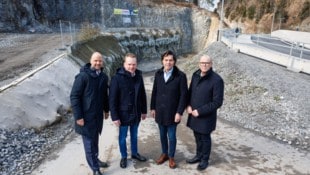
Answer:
[
  {"left": 32, "top": 73, "right": 310, "bottom": 175},
  {"left": 0, "top": 56, "right": 78, "bottom": 129}
]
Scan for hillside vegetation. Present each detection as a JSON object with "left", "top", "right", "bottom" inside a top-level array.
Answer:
[{"left": 222, "top": 0, "right": 310, "bottom": 33}]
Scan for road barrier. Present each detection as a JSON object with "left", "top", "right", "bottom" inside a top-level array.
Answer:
[{"left": 221, "top": 31, "right": 310, "bottom": 74}]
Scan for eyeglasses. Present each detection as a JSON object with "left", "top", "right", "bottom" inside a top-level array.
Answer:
[{"left": 199, "top": 62, "right": 211, "bottom": 66}]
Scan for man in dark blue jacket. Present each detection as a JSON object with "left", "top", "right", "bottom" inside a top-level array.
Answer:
[
  {"left": 109, "top": 53, "right": 147, "bottom": 169},
  {"left": 186, "top": 55, "right": 224, "bottom": 171},
  {"left": 150, "top": 50, "right": 188, "bottom": 169},
  {"left": 70, "top": 52, "right": 109, "bottom": 175}
]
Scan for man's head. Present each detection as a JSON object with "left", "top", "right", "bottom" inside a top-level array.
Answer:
[
  {"left": 161, "top": 50, "right": 176, "bottom": 71},
  {"left": 90, "top": 52, "right": 103, "bottom": 71},
  {"left": 199, "top": 55, "right": 213, "bottom": 73},
  {"left": 123, "top": 53, "right": 137, "bottom": 74}
]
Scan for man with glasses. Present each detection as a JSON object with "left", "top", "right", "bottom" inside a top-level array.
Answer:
[{"left": 186, "top": 54, "right": 224, "bottom": 171}]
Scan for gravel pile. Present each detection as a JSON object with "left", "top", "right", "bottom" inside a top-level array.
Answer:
[
  {"left": 183, "top": 42, "right": 310, "bottom": 151},
  {"left": 0, "top": 114, "right": 74, "bottom": 175}
]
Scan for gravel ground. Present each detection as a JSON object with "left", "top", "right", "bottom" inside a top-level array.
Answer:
[
  {"left": 0, "top": 33, "right": 70, "bottom": 87},
  {"left": 0, "top": 114, "right": 74, "bottom": 175},
  {"left": 183, "top": 42, "right": 310, "bottom": 151}
]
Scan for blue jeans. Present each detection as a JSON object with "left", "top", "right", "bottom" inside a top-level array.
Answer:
[
  {"left": 158, "top": 124, "right": 177, "bottom": 158},
  {"left": 82, "top": 133, "right": 100, "bottom": 171},
  {"left": 119, "top": 122, "right": 139, "bottom": 158}
]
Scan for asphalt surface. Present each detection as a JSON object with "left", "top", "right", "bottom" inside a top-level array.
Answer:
[{"left": 250, "top": 35, "right": 310, "bottom": 60}]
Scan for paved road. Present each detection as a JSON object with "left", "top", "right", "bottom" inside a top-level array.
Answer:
[
  {"left": 222, "top": 29, "right": 310, "bottom": 60},
  {"left": 251, "top": 36, "right": 310, "bottom": 60},
  {"left": 32, "top": 73, "right": 310, "bottom": 175}
]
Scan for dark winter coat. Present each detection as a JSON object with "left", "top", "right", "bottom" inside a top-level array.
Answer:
[
  {"left": 187, "top": 68, "right": 224, "bottom": 134},
  {"left": 109, "top": 67, "right": 147, "bottom": 126},
  {"left": 70, "top": 63, "right": 109, "bottom": 138},
  {"left": 151, "top": 66, "right": 188, "bottom": 126}
]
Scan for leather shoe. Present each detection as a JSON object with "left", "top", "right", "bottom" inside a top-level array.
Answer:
[
  {"left": 98, "top": 160, "right": 109, "bottom": 168},
  {"left": 186, "top": 156, "right": 201, "bottom": 164},
  {"left": 197, "top": 160, "right": 208, "bottom": 171},
  {"left": 93, "top": 170, "right": 103, "bottom": 175},
  {"left": 156, "top": 154, "right": 169, "bottom": 164},
  {"left": 169, "top": 158, "right": 177, "bottom": 169},
  {"left": 120, "top": 158, "right": 127, "bottom": 168},
  {"left": 132, "top": 153, "right": 147, "bottom": 162}
]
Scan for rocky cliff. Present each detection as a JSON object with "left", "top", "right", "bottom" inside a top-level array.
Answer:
[
  {"left": 0, "top": 0, "right": 102, "bottom": 32},
  {"left": 0, "top": 0, "right": 212, "bottom": 55}
]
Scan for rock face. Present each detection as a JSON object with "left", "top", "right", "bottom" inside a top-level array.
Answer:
[
  {"left": 0, "top": 0, "right": 102, "bottom": 31},
  {"left": 0, "top": 1, "right": 212, "bottom": 54},
  {"left": 102, "top": 2, "right": 193, "bottom": 53}
]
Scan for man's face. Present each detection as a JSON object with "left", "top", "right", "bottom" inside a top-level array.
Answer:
[
  {"left": 162, "top": 55, "right": 175, "bottom": 71},
  {"left": 124, "top": 56, "right": 137, "bottom": 74},
  {"left": 199, "top": 56, "right": 212, "bottom": 73},
  {"left": 90, "top": 54, "right": 103, "bottom": 70}
]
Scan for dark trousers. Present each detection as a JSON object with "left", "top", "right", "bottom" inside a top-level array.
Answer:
[
  {"left": 82, "top": 133, "right": 100, "bottom": 171},
  {"left": 194, "top": 131, "right": 211, "bottom": 162},
  {"left": 158, "top": 124, "right": 177, "bottom": 158}
]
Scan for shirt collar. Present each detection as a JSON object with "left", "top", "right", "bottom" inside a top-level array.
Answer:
[{"left": 164, "top": 67, "right": 173, "bottom": 74}]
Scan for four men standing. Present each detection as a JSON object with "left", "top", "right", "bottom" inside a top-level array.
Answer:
[{"left": 70, "top": 51, "right": 224, "bottom": 173}]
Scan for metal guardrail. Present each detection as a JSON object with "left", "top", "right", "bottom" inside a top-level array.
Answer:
[
  {"left": 250, "top": 35, "right": 310, "bottom": 60},
  {"left": 220, "top": 29, "right": 310, "bottom": 74}
]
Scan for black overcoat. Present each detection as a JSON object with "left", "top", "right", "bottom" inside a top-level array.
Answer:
[
  {"left": 187, "top": 68, "right": 224, "bottom": 134},
  {"left": 70, "top": 63, "right": 109, "bottom": 138},
  {"left": 109, "top": 67, "right": 147, "bottom": 126},
  {"left": 151, "top": 66, "right": 188, "bottom": 126}
]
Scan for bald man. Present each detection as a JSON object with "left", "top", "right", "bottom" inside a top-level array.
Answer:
[
  {"left": 70, "top": 52, "right": 109, "bottom": 175},
  {"left": 186, "top": 55, "right": 224, "bottom": 171}
]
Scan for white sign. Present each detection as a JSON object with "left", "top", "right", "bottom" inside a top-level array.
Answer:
[{"left": 123, "top": 17, "right": 131, "bottom": 23}]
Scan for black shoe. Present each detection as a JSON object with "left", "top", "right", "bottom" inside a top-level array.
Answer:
[
  {"left": 131, "top": 153, "right": 147, "bottom": 162},
  {"left": 197, "top": 161, "right": 209, "bottom": 171},
  {"left": 120, "top": 158, "right": 127, "bottom": 168},
  {"left": 186, "top": 156, "right": 201, "bottom": 164},
  {"left": 93, "top": 170, "right": 103, "bottom": 175},
  {"left": 98, "top": 160, "right": 109, "bottom": 168}
]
